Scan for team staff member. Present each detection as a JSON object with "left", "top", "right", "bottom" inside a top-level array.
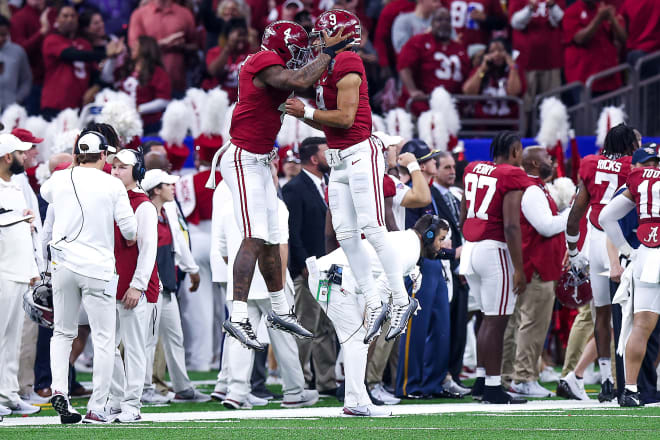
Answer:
[
  {"left": 41, "top": 131, "right": 137, "bottom": 424},
  {"left": 106, "top": 149, "right": 159, "bottom": 423},
  {"left": 0, "top": 133, "right": 41, "bottom": 416}
]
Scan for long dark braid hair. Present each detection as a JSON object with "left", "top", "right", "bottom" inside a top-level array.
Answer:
[{"left": 602, "top": 123, "right": 638, "bottom": 160}]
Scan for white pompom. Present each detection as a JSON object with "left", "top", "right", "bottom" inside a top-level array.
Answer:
[
  {"left": 552, "top": 176, "right": 577, "bottom": 211},
  {"left": 536, "top": 97, "right": 570, "bottom": 148},
  {"left": 417, "top": 110, "right": 449, "bottom": 151},
  {"left": 50, "top": 129, "right": 81, "bottom": 156},
  {"left": 25, "top": 116, "right": 50, "bottom": 162},
  {"left": 385, "top": 108, "right": 413, "bottom": 141},
  {"left": 428, "top": 87, "right": 460, "bottom": 135},
  {"left": 1, "top": 104, "right": 28, "bottom": 132},
  {"left": 201, "top": 88, "right": 230, "bottom": 136},
  {"left": 97, "top": 100, "right": 143, "bottom": 145},
  {"left": 372, "top": 113, "right": 386, "bottom": 133},
  {"left": 596, "top": 106, "right": 626, "bottom": 147},
  {"left": 159, "top": 100, "right": 192, "bottom": 145},
  {"left": 35, "top": 162, "right": 51, "bottom": 186},
  {"left": 184, "top": 88, "right": 209, "bottom": 138}
]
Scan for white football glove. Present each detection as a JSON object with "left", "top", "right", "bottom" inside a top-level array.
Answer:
[{"left": 568, "top": 249, "right": 589, "bottom": 273}]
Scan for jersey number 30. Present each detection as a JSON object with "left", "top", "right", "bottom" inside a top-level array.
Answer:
[{"left": 464, "top": 173, "right": 497, "bottom": 220}]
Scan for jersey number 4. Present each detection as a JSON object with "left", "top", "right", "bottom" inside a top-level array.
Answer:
[{"left": 464, "top": 173, "right": 497, "bottom": 220}]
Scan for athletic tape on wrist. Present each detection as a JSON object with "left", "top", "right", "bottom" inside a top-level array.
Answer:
[
  {"left": 565, "top": 232, "right": 580, "bottom": 244},
  {"left": 304, "top": 106, "right": 315, "bottom": 121},
  {"left": 568, "top": 247, "right": 579, "bottom": 257},
  {"left": 406, "top": 161, "right": 421, "bottom": 173}
]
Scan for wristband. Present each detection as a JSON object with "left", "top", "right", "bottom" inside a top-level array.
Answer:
[
  {"left": 406, "top": 161, "right": 420, "bottom": 173},
  {"left": 568, "top": 247, "right": 579, "bottom": 257},
  {"left": 566, "top": 232, "right": 580, "bottom": 244},
  {"left": 303, "top": 106, "right": 315, "bottom": 121}
]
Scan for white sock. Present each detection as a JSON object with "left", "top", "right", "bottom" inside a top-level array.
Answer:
[
  {"left": 338, "top": 235, "right": 381, "bottom": 309},
  {"left": 231, "top": 301, "right": 248, "bottom": 322},
  {"left": 476, "top": 367, "right": 486, "bottom": 378},
  {"left": 364, "top": 226, "right": 408, "bottom": 306},
  {"left": 485, "top": 375, "right": 501, "bottom": 386},
  {"left": 598, "top": 358, "right": 612, "bottom": 382},
  {"left": 625, "top": 384, "right": 638, "bottom": 393},
  {"left": 269, "top": 289, "right": 289, "bottom": 315}
]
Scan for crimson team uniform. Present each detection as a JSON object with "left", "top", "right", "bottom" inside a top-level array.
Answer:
[
  {"left": 578, "top": 154, "right": 632, "bottom": 306},
  {"left": 621, "top": 0, "right": 660, "bottom": 54},
  {"left": 508, "top": 0, "right": 565, "bottom": 72},
  {"left": 41, "top": 33, "right": 94, "bottom": 111},
  {"left": 443, "top": 0, "right": 505, "bottom": 49},
  {"left": 459, "top": 161, "right": 530, "bottom": 316},
  {"left": 562, "top": 1, "right": 622, "bottom": 92},
  {"left": 470, "top": 65, "right": 526, "bottom": 120},
  {"left": 119, "top": 66, "right": 171, "bottom": 127},
  {"left": 220, "top": 50, "right": 290, "bottom": 243},
  {"left": 202, "top": 46, "right": 251, "bottom": 103},
  {"left": 396, "top": 34, "right": 470, "bottom": 115}
]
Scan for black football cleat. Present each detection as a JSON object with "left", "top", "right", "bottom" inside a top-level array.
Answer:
[
  {"left": 619, "top": 389, "right": 644, "bottom": 407},
  {"left": 598, "top": 379, "right": 616, "bottom": 402},
  {"left": 364, "top": 303, "right": 388, "bottom": 344},
  {"left": 482, "top": 385, "right": 527, "bottom": 404},
  {"left": 556, "top": 380, "right": 580, "bottom": 400},
  {"left": 385, "top": 297, "right": 420, "bottom": 341},
  {"left": 51, "top": 393, "right": 82, "bottom": 424},
  {"left": 471, "top": 377, "right": 485, "bottom": 401},
  {"left": 223, "top": 319, "right": 264, "bottom": 351},
  {"left": 266, "top": 309, "right": 314, "bottom": 339}
]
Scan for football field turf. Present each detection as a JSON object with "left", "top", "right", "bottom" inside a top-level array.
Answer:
[{"left": 2, "top": 372, "right": 659, "bottom": 439}]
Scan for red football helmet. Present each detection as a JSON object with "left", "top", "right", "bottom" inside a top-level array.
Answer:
[
  {"left": 311, "top": 9, "right": 362, "bottom": 51},
  {"left": 261, "top": 20, "right": 311, "bottom": 69},
  {"left": 556, "top": 266, "right": 593, "bottom": 309}
]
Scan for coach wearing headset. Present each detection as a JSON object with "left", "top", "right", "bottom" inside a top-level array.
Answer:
[
  {"left": 106, "top": 148, "right": 159, "bottom": 423},
  {"left": 40, "top": 131, "right": 137, "bottom": 424}
]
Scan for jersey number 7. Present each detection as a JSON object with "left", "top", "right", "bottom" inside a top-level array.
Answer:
[{"left": 464, "top": 173, "right": 497, "bottom": 220}]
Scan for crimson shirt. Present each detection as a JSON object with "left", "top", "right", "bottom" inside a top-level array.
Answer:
[
  {"left": 315, "top": 51, "right": 372, "bottom": 150},
  {"left": 470, "top": 65, "right": 526, "bottom": 119},
  {"left": 397, "top": 33, "right": 470, "bottom": 114},
  {"left": 444, "top": 0, "right": 505, "bottom": 49},
  {"left": 627, "top": 167, "right": 660, "bottom": 248},
  {"left": 10, "top": 4, "right": 45, "bottom": 84},
  {"left": 41, "top": 34, "right": 93, "bottom": 110},
  {"left": 462, "top": 161, "right": 530, "bottom": 243},
  {"left": 578, "top": 154, "right": 632, "bottom": 230},
  {"left": 203, "top": 46, "right": 250, "bottom": 103},
  {"left": 621, "top": 0, "right": 660, "bottom": 53},
  {"left": 373, "top": 0, "right": 416, "bottom": 68},
  {"left": 230, "top": 50, "right": 290, "bottom": 154},
  {"left": 562, "top": 0, "right": 622, "bottom": 92},
  {"left": 120, "top": 66, "right": 171, "bottom": 126},
  {"left": 509, "top": 0, "right": 565, "bottom": 71}
]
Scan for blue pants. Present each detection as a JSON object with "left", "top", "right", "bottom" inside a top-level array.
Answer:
[{"left": 395, "top": 259, "right": 450, "bottom": 397}]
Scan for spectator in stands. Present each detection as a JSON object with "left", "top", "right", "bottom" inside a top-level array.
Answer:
[
  {"left": 116, "top": 36, "right": 172, "bottom": 136},
  {"left": 621, "top": 0, "right": 660, "bottom": 77},
  {"left": 128, "top": 0, "right": 198, "bottom": 97},
  {"left": 78, "top": 9, "right": 111, "bottom": 57},
  {"left": 373, "top": 0, "right": 415, "bottom": 75},
  {"left": 509, "top": 0, "right": 565, "bottom": 112},
  {"left": 392, "top": 0, "right": 442, "bottom": 54},
  {"left": 562, "top": 0, "right": 626, "bottom": 95},
  {"left": 41, "top": 5, "right": 123, "bottom": 119},
  {"left": 294, "top": 9, "right": 313, "bottom": 33},
  {"left": 397, "top": 7, "right": 470, "bottom": 115},
  {"left": 462, "top": 38, "right": 525, "bottom": 122},
  {"left": 9, "top": 0, "right": 50, "bottom": 115},
  {"left": 75, "top": 1, "right": 138, "bottom": 36},
  {"left": 203, "top": 18, "right": 250, "bottom": 103},
  {"left": 444, "top": 0, "right": 507, "bottom": 53},
  {"left": 0, "top": 15, "right": 32, "bottom": 112}
]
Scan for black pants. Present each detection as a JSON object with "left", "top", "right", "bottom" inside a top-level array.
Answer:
[{"left": 448, "top": 277, "right": 468, "bottom": 382}]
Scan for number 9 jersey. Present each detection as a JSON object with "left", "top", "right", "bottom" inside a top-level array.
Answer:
[
  {"left": 578, "top": 154, "right": 632, "bottom": 230},
  {"left": 462, "top": 161, "right": 531, "bottom": 243}
]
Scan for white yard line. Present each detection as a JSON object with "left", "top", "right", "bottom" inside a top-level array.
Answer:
[{"left": 0, "top": 400, "right": 629, "bottom": 427}]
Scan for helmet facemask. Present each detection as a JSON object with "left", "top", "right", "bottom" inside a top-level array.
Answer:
[{"left": 286, "top": 43, "right": 311, "bottom": 69}]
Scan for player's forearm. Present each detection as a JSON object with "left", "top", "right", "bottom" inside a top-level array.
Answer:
[
  {"left": 287, "top": 54, "right": 332, "bottom": 90},
  {"left": 504, "top": 225, "right": 525, "bottom": 271},
  {"left": 399, "top": 68, "right": 420, "bottom": 94},
  {"left": 403, "top": 170, "right": 432, "bottom": 208},
  {"left": 208, "top": 48, "right": 231, "bottom": 77},
  {"left": 506, "top": 68, "right": 522, "bottom": 96},
  {"left": 310, "top": 108, "right": 355, "bottom": 129}
]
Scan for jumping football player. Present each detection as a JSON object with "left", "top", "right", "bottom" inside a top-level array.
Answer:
[
  {"left": 564, "top": 123, "right": 637, "bottom": 402},
  {"left": 286, "top": 10, "right": 419, "bottom": 345},
  {"left": 208, "top": 21, "right": 353, "bottom": 350},
  {"left": 459, "top": 132, "right": 530, "bottom": 404}
]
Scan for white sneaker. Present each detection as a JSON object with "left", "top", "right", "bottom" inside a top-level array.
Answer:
[
  {"left": 539, "top": 366, "right": 561, "bottom": 383},
  {"left": 141, "top": 388, "right": 174, "bottom": 404},
  {"left": 7, "top": 398, "right": 41, "bottom": 415},
  {"left": 562, "top": 372, "right": 590, "bottom": 400},
  {"left": 115, "top": 411, "right": 142, "bottom": 423},
  {"left": 247, "top": 393, "right": 269, "bottom": 407},
  {"left": 19, "top": 389, "right": 50, "bottom": 405},
  {"left": 370, "top": 383, "right": 400, "bottom": 405},
  {"left": 222, "top": 398, "right": 253, "bottom": 410},
  {"left": 0, "top": 403, "right": 11, "bottom": 416},
  {"left": 343, "top": 404, "right": 392, "bottom": 417},
  {"left": 281, "top": 389, "right": 319, "bottom": 408},
  {"left": 211, "top": 390, "right": 226, "bottom": 401},
  {"left": 173, "top": 387, "right": 212, "bottom": 403},
  {"left": 104, "top": 406, "right": 121, "bottom": 422},
  {"left": 509, "top": 380, "right": 555, "bottom": 398},
  {"left": 265, "top": 375, "right": 283, "bottom": 386},
  {"left": 442, "top": 378, "right": 471, "bottom": 397}
]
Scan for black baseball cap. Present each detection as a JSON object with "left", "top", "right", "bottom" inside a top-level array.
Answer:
[
  {"left": 400, "top": 139, "right": 443, "bottom": 163},
  {"left": 632, "top": 142, "right": 659, "bottom": 164}
]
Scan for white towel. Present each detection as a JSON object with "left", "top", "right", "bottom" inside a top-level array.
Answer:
[
  {"left": 613, "top": 263, "right": 634, "bottom": 357},
  {"left": 459, "top": 241, "right": 475, "bottom": 276}
]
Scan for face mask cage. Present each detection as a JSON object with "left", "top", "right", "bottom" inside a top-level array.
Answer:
[{"left": 286, "top": 43, "right": 311, "bottom": 69}]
